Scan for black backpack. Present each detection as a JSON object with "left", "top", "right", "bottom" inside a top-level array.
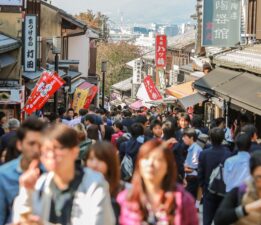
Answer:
[{"left": 208, "top": 163, "right": 226, "bottom": 196}]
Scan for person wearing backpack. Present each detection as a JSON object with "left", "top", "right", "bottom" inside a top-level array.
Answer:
[
  {"left": 119, "top": 123, "right": 146, "bottom": 181},
  {"left": 215, "top": 151, "right": 261, "bottom": 225},
  {"left": 198, "top": 128, "right": 231, "bottom": 225}
]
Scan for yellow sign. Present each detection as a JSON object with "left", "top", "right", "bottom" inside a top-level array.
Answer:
[{"left": 72, "top": 88, "right": 89, "bottom": 113}]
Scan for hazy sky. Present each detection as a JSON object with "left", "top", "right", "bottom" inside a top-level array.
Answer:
[{"left": 52, "top": 0, "right": 195, "bottom": 24}]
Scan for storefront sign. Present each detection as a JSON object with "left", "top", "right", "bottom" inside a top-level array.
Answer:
[
  {"left": 155, "top": 35, "right": 167, "bottom": 68},
  {"left": 202, "top": 0, "right": 241, "bottom": 47},
  {"left": 158, "top": 69, "right": 166, "bottom": 90},
  {"left": 24, "top": 15, "right": 37, "bottom": 72},
  {"left": 133, "top": 59, "right": 142, "bottom": 84},
  {"left": 0, "top": 80, "right": 19, "bottom": 87},
  {"left": 24, "top": 71, "right": 65, "bottom": 114},
  {"left": 143, "top": 76, "right": 162, "bottom": 101},
  {"left": 0, "top": 0, "right": 22, "bottom": 6}
]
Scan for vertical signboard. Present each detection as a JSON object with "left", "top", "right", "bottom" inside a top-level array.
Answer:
[
  {"left": 202, "top": 0, "right": 241, "bottom": 47},
  {"left": 24, "top": 15, "right": 37, "bottom": 72},
  {"left": 133, "top": 59, "right": 142, "bottom": 84},
  {"left": 158, "top": 69, "right": 166, "bottom": 90},
  {"left": 155, "top": 35, "right": 167, "bottom": 68}
]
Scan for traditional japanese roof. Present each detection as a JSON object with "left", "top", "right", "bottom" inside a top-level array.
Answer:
[
  {"left": 166, "top": 81, "right": 197, "bottom": 98},
  {"left": 213, "top": 44, "right": 261, "bottom": 74},
  {"left": 111, "top": 77, "right": 132, "bottom": 92},
  {"left": 41, "top": 0, "right": 87, "bottom": 30},
  {"left": 168, "top": 29, "right": 196, "bottom": 50},
  {"left": 194, "top": 67, "right": 261, "bottom": 116},
  {"left": 0, "top": 33, "right": 20, "bottom": 54}
]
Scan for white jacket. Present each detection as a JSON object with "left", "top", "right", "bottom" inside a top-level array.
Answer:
[{"left": 13, "top": 168, "right": 115, "bottom": 225}]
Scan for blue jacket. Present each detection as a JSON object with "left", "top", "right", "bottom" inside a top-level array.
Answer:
[{"left": 0, "top": 157, "right": 22, "bottom": 225}]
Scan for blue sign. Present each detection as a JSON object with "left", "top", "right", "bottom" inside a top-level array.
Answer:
[{"left": 202, "top": 0, "right": 241, "bottom": 47}]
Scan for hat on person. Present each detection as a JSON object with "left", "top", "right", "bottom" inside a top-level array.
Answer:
[
  {"left": 8, "top": 118, "right": 20, "bottom": 129},
  {"left": 203, "top": 63, "right": 212, "bottom": 71}
]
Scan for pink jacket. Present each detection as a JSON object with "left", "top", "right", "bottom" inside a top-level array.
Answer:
[
  {"left": 117, "top": 185, "right": 199, "bottom": 225},
  {"left": 111, "top": 131, "right": 124, "bottom": 146}
]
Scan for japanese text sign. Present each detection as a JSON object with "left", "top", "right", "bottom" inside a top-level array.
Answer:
[
  {"left": 202, "top": 0, "right": 241, "bottom": 47},
  {"left": 24, "top": 15, "right": 37, "bottom": 72},
  {"left": 133, "top": 59, "right": 142, "bottom": 84},
  {"left": 155, "top": 35, "right": 167, "bottom": 68},
  {"left": 158, "top": 69, "right": 166, "bottom": 90},
  {"left": 24, "top": 71, "right": 65, "bottom": 114},
  {"left": 143, "top": 76, "right": 162, "bottom": 101}
]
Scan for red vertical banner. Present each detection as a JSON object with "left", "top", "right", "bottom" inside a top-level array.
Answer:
[
  {"left": 155, "top": 35, "right": 167, "bottom": 68},
  {"left": 24, "top": 71, "right": 65, "bottom": 115},
  {"left": 143, "top": 76, "right": 162, "bottom": 101},
  {"left": 84, "top": 85, "right": 98, "bottom": 109}
]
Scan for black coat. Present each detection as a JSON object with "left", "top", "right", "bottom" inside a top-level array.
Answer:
[{"left": 198, "top": 145, "right": 232, "bottom": 191}]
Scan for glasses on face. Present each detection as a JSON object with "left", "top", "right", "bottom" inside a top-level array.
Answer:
[{"left": 41, "top": 145, "right": 67, "bottom": 157}]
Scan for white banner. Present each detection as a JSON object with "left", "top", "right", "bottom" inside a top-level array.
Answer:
[
  {"left": 0, "top": 0, "right": 22, "bottom": 6},
  {"left": 133, "top": 59, "right": 142, "bottom": 84},
  {"left": 24, "top": 15, "right": 37, "bottom": 72},
  {"left": 158, "top": 69, "right": 166, "bottom": 90}
]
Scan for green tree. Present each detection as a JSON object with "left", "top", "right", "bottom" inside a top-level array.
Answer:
[
  {"left": 75, "top": 10, "right": 109, "bottom": 41},
  {"left": 97, "top": 42, "right": 141, "bottom": 95}
]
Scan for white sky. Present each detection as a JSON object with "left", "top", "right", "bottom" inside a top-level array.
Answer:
[{"left": 51, "top": 0, "right": 194, "bottom": 24}]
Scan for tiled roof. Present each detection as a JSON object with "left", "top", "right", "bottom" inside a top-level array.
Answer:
[
  {"left": 213, "top": 45, "right": 261, "bottom": 74},
  {"left": 111, "top": 77, "right": 132, "bottom": 92},
  {"left": 0, "top": 34, "right": 20, "bottom": 54},
  {"left": 168, "top": 29, "right": 196, "bottom": 50}
]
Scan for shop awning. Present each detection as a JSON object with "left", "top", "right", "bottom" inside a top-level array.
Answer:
[
  {"left": 78, "top": 81, "right": 93, "bottom": 90},
  {"left": 193, "top": 67, "right": 242, "bottom": 94},
  {"left": 178, "top": 93, "right": 207, "bottom": 109},
  {"left": 166, "top": 81, "right": 196, "bottom": 98},
  {"left": 130, "top": 100, "right": 144, "bottom": 110},
  {"left": 214, "top": 72, "right": 261, "bottom": 116},
  {"left": 0, "top": 54, "right": 16, "bottom": 69}
]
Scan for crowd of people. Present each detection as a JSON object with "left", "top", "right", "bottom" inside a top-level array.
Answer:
[{"left": 0, "top": 104, "right": 260, "bottom": 225}]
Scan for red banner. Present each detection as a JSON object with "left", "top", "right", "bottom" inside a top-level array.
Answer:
[
  {"left": 24, "top": 71, "right": 65, "bottom": 114},
  {"left": 84, "top": 85, "right": 98, "bottom": 109},
  {"left": 143, "top": 76, "right": 162, "bottom": 101},
  {"left": 155, "top": 35, "right": 167, "bottom": 68}
]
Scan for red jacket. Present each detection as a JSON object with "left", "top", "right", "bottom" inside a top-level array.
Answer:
[{"left": 111, "top": 131, "right": 124, "bottom": 146}]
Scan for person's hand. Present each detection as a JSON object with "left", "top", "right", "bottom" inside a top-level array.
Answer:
[
  {"left": 245, "top": 199, "right": 261, "bottom": 213},
  {"left": 165, "top": 138, "right": 178, "bottom": 149},
  {"left": 14, "top": 215, "right": 43, "bottom": 225},
  {"left": 11, "top": 215, "right": 43, "bottom": 225},
  {"left": 19, "top": 160, "right": 40, "bottom": 190},
  {"left": 183, "top": 178, "right": 187, "bottom": 188}
]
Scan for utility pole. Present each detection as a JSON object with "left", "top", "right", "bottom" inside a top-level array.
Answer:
[{"left": 101, "top": 61, "right": 107, "bottom": 108}]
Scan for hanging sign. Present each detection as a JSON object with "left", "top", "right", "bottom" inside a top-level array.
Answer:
[{"left": 24, "top": 15, "right": 37, "bottom": 72}]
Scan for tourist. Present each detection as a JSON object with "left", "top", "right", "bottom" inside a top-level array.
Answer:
[{"left": 117, "top": 139, "right": 199, "bottom": 225}]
